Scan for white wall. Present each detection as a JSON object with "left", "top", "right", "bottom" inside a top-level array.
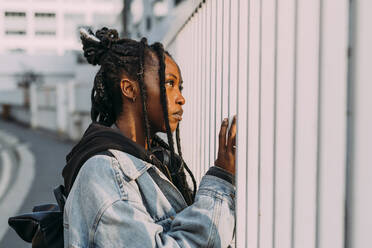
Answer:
[
  {"left": 0, "top": 89, "right": 25, "bottom": 105},
  {"left": 164, "top": 0, "right": 372, "bottom": 247}
]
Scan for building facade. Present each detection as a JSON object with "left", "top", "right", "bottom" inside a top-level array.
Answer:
[{"left": 0, "top": 0, "right": 123, "bottom": 55}]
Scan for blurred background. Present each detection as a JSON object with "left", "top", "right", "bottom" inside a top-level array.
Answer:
[{"left": 0, "top": 0, "right": 371, "bottom": 247}]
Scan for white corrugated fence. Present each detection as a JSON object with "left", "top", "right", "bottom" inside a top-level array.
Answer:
[{"left": 164, "top": 0, "right": 372, "bottom": 247}]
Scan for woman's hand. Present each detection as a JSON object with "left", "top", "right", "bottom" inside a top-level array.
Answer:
[{"left": 214, "top": 116, "right": 236, "bottom": 175}]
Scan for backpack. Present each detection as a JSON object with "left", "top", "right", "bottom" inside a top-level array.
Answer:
[{"left": 8, "top": 185, "right": 66, "bottom": 248}]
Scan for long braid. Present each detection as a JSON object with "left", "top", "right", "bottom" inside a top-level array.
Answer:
[
  {"left": 137, "top": 37, "right": 152, "bottom": 152},
  {"left": 175, "top": 124, "right": 182, "bottom": 157},
  {"left": 176, "top": 124, "right": 197, "bottom": 199}
]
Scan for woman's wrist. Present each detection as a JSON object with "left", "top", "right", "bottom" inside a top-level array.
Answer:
[{"left": 206, "top": 166, "right": 235, "bottom": 186}]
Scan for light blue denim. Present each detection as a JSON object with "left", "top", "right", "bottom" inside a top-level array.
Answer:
[{"left": 63, "top": 149, "right": 236, "bottom": 248}]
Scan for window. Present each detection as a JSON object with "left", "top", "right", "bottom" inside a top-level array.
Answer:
[
  {"left": 5, "top": 12, "right": 26, "bottom": 17},
  {"left": 8, "top": 48, "right": 26, "bottom": 53},
  {"left": 35, "top": 12, "right": 55, "bottom": 18},
  {"left": 35, "top": 31, "right": 56, "bottom": 36},
  {"left": 34, "top": 12, "right": 56, "bottom": 37},
  {"left": 5, "top": 30, "right": 26, "bottom": 35},
  {"left": 4, "top": 11, "right": 27, "bottom": 36}
]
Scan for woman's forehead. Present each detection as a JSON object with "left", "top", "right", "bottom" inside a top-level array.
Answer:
[
  {"left": 146, "top": 50, "right": 181, "bottom": 78},
  {"left": 164, "top": 55, "right": 180, "bottom": 76}
]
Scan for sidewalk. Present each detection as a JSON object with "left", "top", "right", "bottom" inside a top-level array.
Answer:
[{"left": 0, "top": 120, "right": 74, "bottom": 247}]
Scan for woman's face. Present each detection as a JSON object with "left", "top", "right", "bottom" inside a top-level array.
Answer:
[{"left": 144, "top": 52, "right": 185, "bottom": 134}]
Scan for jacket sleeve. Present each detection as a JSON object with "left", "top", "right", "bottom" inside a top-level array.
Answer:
[{"left": 93, "top": 170, "right": 236, "bottom": 248}]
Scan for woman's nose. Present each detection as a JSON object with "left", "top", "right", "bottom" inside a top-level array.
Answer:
[{"left": 176, "top": 93, "right": 186, "bottom": 105}]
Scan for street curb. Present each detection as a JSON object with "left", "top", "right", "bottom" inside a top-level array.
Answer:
[
  {"left": 0, "top": 142, "right": 35, "bottom": 242},
  {"left": 0, "top": 149, "right": 13, "bottom": 201}
]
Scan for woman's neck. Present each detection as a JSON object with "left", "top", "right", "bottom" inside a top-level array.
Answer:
[{"left": 115, "top": 112, "right": 153, "bottom": 149}]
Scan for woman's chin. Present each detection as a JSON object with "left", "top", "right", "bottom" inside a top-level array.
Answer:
[{"left": 159, "top": 122, "right": 178, "bottom": 133}]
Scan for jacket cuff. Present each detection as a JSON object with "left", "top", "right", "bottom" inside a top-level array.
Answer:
[
  {"left": 198, "top": 174, "right": 236, "bottom": 206},
  {"left": 206, "top": 166, "right": 235, "bottom": 186}
]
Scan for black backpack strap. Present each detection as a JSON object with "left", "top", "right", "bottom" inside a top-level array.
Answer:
[
  {"left": 53, "top": 185, "right": 66, "bottom": 210},
  {"left": 97, "top": 150, "right": 114, "bottom": 157}
]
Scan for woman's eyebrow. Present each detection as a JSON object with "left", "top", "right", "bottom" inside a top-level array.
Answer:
[{"left": 167, "top": 73, "right": 178, "bottom": 79}]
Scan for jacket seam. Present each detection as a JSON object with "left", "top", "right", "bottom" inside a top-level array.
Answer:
[
  {"left": 111, "top": 156, "right": 129, "bottom": 199},
  {"left": 206, "top": 197, "right": 222, "bottom": 248},
  {"left": 89, "top": 198, "right": 122, "bottom": 248}
]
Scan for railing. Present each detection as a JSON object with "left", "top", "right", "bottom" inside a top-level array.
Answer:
[
  {"left": 0, "top": 81, "right": 92, "bottom": 140},
  {"left": 163, "top": 0, "right": 372, "bottom": 247}
]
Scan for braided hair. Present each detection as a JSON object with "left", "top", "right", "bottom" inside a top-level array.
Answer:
[{"left": 80, "top": 27, "right": 196, "bottom": 205}]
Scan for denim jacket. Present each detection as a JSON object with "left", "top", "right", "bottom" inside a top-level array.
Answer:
[{"left": 63, "top": 148, "right": 236, "bottom": 248}]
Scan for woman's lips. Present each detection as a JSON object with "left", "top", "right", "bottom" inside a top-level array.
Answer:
[
  {"left": 171, "top": 113, "right": 183, "bottom": 121},
  {"left": 171, "top": 110, "right": 183, "bottom": 121}
]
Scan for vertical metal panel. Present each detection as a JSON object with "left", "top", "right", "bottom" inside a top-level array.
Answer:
[
  {"left": 229, "top": 0, "right": 238, "bottom": 116},
  {"left": 192, "top": 13, "right": 198, "bottom": 181},
  {"left": 187, "top": 13, "right": 197, "bottom": 182},
  {"left": 195, "top": 10, "right": 202, "bottom": 183},
  {"left": 246, "top": 0, "right": 261, "bottom": 246},
  {"left": 214, "top": 0, "right": 223, "bottom": 158},
  {"left": 274, "top": 0, "right": 296, "bottom": 246},
  {"left": 236, "top": 0, "right": 249, "bottom": 246},
  {"left": 199, "top": 5, "right": 205, "bottom": 179},
  {"left": 293, "top": 0, "right": 320, "bottom": 247},
  {"left": 317, "top": 0, "right": 348, "bottom": 247},
  {"left": 348, "top": 0, "right": 372, "bottom": 247},
  {"left": 259, "top": 0, "right": 276, "bottom": 246},
  {"left": 204, "top": 0, "right": 212, "bottom": 170},
  {"left": 200, "top": 4, "right": 208, "bottom": 173},
  {"left": 221, "top": 0, "right": 229, "bottom": 119},
  {"left": 209, "top": 0, "right": 217, "bottom": 168}
]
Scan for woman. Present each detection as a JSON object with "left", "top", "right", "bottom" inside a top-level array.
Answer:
[{"left": 62, "top": 27, "right": 236, "bottom": 248}]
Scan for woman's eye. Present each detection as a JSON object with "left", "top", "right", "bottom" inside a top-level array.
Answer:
[{"left": 165, "top": 80, "right": 175, "bottom": 87}]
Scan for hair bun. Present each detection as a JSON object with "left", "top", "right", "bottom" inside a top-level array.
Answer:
[
  {"left": 80, "top": 27, "right": 119, "bottom": 66},
  {"left": 96, "top": 27, "right": 119, "bottom": 48}
]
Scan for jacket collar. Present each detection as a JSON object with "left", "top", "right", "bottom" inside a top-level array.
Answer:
[{"left": 108, "top": 149, "right": 152, "bottom": 180}]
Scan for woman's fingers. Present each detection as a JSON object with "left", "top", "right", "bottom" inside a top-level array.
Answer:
[
  {"left": 215, "top": 116, "right": 237, "bottom": 175},
  {"left": 227, "top": 116, "right": 237, "bottom": 152},
  {"left": 218, "top": 118, "right": 228, "bottom": 154}
]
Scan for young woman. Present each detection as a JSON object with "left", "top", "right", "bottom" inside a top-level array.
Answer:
[{"left": 62, "top": 27, "right": 236, "bottom": 248}]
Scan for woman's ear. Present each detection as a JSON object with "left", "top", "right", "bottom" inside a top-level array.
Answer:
[{"left": 120, "top": 79, "right": 138, "bottom": 102}]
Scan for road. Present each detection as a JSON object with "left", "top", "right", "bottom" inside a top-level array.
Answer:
[{"left": 0, "top": 120, "right": 74, "bottom": 248}]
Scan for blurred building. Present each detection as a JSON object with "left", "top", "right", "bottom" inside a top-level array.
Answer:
[
  {"left": 125, "top": 0, "right": 186, "bottom": 43},
  {"left": 0, "top": 0, "right": 123, "bottom": 55}
]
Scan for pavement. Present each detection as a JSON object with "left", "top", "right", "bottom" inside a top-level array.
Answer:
[{"left": 0, "top": 120, "right": 74, "bottom": 248}]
